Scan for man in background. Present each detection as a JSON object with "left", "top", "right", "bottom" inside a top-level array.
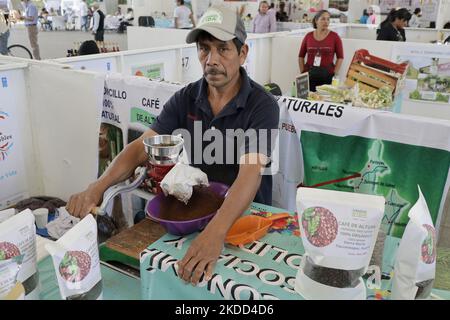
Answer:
[
  {"left": 20, "top": 0, "right": 40, "bottom": 59},
  {"left": 91, "top": 2, "right": 104, "bottom": 42},
  {"left": 0, "top": 8, "right": 9, "bottom": 55},
  {"left": 79, "top": 0, "right": 88, "bottom": 32},
  {"left": 174, "top": 0, "right": 195, "bottom": 29}
]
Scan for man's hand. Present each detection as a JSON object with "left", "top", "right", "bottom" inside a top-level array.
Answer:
[
  {"left": 177, "top": 227, "right": 225, "bottom": 285},
  {"left": 66, "top": 183, "right": 104, "bottom": 218}
]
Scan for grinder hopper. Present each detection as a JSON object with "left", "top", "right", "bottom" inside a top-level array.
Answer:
[{"left": 92, "top": 135, "right": 184, "bottom": 216}]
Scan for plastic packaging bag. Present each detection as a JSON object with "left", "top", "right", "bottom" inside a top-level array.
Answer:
[
  {"left": 391, "top": 187, "right": 436, "bottom": 300},
  {"left": 0, "top": 209, "right": 39, "bottom": 299},
  {"left": 160, "top": 163, "right": 209, "bottom": 204},
  {"left": 295, "top": 188, "right": 385, "bottom": 299},
  {"left": 0, "top": 208, "right": 16, "bottom": 224},
  {"left": 45, "top": 215, "right": 102, "bottom": 300},
  {"left": 0, "top": 255, "right": 24, "bottom": 299}
]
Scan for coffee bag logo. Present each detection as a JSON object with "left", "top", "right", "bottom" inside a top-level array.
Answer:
[{"left": 0, "top": 111, "right": 14, "bottom": 161}]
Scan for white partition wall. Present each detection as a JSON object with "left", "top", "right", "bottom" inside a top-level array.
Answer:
[
  {"left": 0, "top": 65, "right": 33, "bottom": 209},
  {"left": 0, "top": 62, "right": 104, "bottom": 207},
  {"left": 26, "top": 65, "right": 104, "bottom": 201},
  {"left": 127, "top": 27, "right": 190, "bottom": 50}
]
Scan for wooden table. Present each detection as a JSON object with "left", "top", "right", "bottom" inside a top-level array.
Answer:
[{"left": 100, "top": 218, "right": 166, "bottom": 270}]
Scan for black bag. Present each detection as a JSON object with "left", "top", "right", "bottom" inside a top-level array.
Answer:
[
  {"left": 138, "top": 16, "right": 155, "bottom": 27},
  {"left": 308, "top": 66, "right": 333, "bottom": 92}
]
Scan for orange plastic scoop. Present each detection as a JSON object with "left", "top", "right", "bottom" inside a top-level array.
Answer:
[{"left": 225, "top": 213, "right": 290, "bottom": 246}]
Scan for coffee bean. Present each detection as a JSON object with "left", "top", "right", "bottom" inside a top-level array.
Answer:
[{"left": 303, "top": 256, "right": 364, "bottom": 288}]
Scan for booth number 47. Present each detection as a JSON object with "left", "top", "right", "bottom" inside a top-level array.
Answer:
[{"left": 182, "top": 57, "right": 190, "bottom": 69}]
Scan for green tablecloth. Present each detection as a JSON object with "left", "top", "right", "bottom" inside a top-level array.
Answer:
[{"left": 38, "top": 256, "right": 141, "bottom": 300}]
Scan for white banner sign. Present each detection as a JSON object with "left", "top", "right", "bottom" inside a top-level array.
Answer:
[
  {"left": 274, "top": 96, "right": 450, "bottom": 240},
  {"left": 0, "top": 69, "right": 28, "bottom": 209}
]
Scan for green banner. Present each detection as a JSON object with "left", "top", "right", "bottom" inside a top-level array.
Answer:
[
  {"left": 130, "top": 108, "right": 157, "bottom": 127},
  {"left": 300, "top": 131, "right": 450, "bottom": 237}
]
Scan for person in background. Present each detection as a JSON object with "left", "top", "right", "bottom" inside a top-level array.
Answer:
[
  {"left": 91, "top": 2, "right": 105, "bottom": 42},
  {"left": 301, "top": 13, "right": 309, "bottom": 23},
  {"left": 252, "top": 1, "right": 276, "bottom": 33},
  {"left": 20, "top": 0, "right": 41, "bottom": 59},
  {"left": 276, "top": 2, "right": 289, "bottom": 22},
  {"left": 377, "top": 8, "right": 411, "bottom": 42},
  {"left": 66, "top": 5, "right": 279, "bottom": 286},
  {"left": 173, "top": 0, "right": 195, "bottom": 29},
  {"left": 118, "top": 8, "right": 134, "bottom": 33},
  {"left": 268, "top": 2, "right": 276, "bottom": 18},
  {"left": 366, "top": 6, "right": 376, "bottom": 24},
  {"left": 78, "top": 40, "right": 100, "bottom": 55},
  {"left": 39, "top": 7, "right": 52, "bottom": 30},
  {"left": 79, "top": 0, "right": 89, "bottom": 32},
  {"left": 408, "top": 8, "right": 421, "bottom": 28},
  {"left": 359, "top": 9, "right": 369, "bottom": 24},
  {"left": 115, "top": 7, "right": 124, "bottom": 21},
  {"left": 298, "top": 10, "right": 344, "bottom": 92},
  {"left": 0, "top": 9, "right": 9, "bottom": 55}
]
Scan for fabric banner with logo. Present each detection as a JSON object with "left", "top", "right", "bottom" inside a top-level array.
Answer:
[
  {"left": 140, "top": 202, "right": 447, "bottom": 300},
  {"left": 273, "top": 97, "right": 450, "bottom": 239},
  {"left": 0, "top": 69, "right": 28, "bottom": 209},
  {"left": 141, "top": 203, "right": 304, "bottom": 300}
]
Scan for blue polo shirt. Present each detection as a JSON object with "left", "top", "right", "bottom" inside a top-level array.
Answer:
[{"left": 151, "top": 68, "right": 279, "bottom": 205}]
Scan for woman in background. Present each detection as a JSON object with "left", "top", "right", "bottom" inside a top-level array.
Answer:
[
  {"left": 252, "top": 1, "right": 276, "bottom": 33},
  {"left": 360, "top": 9, "right": 369, "bottom": 24},
  {"left": 377, "top": 8, "right": 411, "bottom": 42},
  {"left": 408, "top": 8, "right": 422, "bottom": 28},
  {"left": 298, "top": 10, "right": 344, "bottom": 92}
]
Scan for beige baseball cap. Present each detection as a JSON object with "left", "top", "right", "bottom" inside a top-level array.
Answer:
[{"left": 186, "top": 6, "right": 247, "bottom": 44}]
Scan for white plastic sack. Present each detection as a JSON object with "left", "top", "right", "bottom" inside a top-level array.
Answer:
[
  {"left": 295, "top": 188, "right": 385, "bottom": 300},
  {"left": 0, "top": 209, "right": 39, "bottom": 299},
  {"left": 0, "top": 208, "right": 16, "bottom": 224},
  {"left": 160, "top": 163, "right": 209, "bottom": 204},
  {"left": 45, "top": 215, "right": 102, "bottom": 300},
  {"left": 391, "top": 186, "right": 436, "bottom": 300}
]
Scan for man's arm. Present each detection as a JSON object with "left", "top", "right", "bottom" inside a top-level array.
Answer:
[
  {"left": 299, "top": 57, "right": 306, "bottom": 73},
  {"left": 189, "top": 12, "right": 195, "bottom": 27},
  {"left": 177, "top": 153, "right": 265, "bottom": 285},
  {"left": 66, "top": 129, "right": 158, "bottom": 217},
  {"left": 92, "top": 11, "right": 99, "bottom": 31}
]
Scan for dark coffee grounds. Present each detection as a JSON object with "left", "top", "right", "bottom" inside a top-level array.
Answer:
[
  {"left": 303, "top": 256, "right": 365, "bottom": 288},
  {"left": 415, "top": 279, "right": 434, "bottom": 299},
  {"left": 152, "top": 143, "right": 176, "bottom": 147},
  {"left": 158, "top": 186, "right": 225, "bottom": 221}
]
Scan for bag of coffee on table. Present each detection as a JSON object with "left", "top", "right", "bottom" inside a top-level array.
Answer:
[
  {"left": 391, "top": 186, "right": 436, "bottom": 300},
  {"left": 295, "top": 188, "right": 385, "bottom": 300}
]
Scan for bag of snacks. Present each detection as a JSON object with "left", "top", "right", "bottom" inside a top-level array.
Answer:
[
  {"left": 0, "top": 209, "right": 40, "bottom": 299},
  {"left": 391, "top": 187, "right": 436, "bottom": 300},
  {"left": 295, "top": 188, "right": 385, "bottom": 299},
  {"left": 45, "top": 215, "right": 103, "bottom": 300}
]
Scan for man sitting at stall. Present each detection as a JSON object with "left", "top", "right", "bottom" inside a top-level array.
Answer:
[{"left": 66, "top": 6, "right": 279, "bottom": 286}]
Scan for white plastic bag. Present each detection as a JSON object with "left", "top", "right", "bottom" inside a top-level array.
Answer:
[
  {"left": 295, "top": 188, "right": 385, "bottom": 300},
  {"left": 0, "top": 255, "right": 24, "bottom": 299},
  {"left": 391, "top": 186, "right": 436, "bottom": 300},
  {"left": 0, "top": 208, "right": 16, "bottom": 224},
  {"left": 0, "top": 209, "right": 39, "bottom": 299},
  {"left": 160, "top": 163, "right": 209, "bottom": 204},
  {"left": 45, "top": 215, "right": 103, "bottom": 300}
]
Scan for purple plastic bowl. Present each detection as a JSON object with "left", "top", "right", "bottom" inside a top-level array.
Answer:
[{"left": 145, "top": 182, "right": 229, "bottom": 236}]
